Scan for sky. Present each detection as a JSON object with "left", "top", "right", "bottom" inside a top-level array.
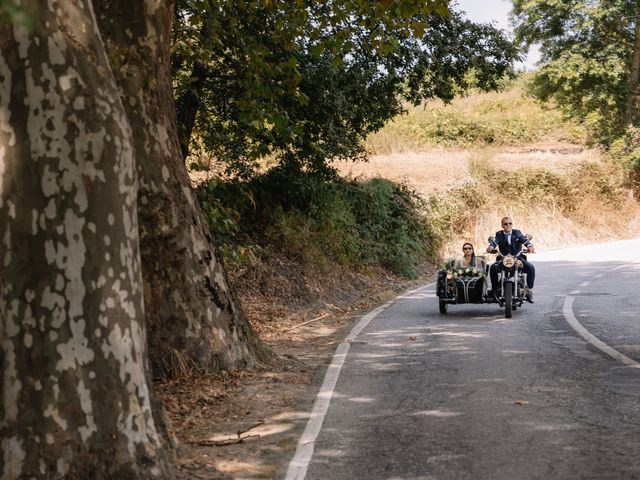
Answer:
[{"left": 454, "top": 0, "right": 541, "bottom": 70}]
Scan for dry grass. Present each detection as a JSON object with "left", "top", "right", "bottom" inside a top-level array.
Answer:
[
  {"left": 337, "top": 140, "right": 640, "bottom": 258},
  {"left": 444, "top": 200, "right": 640, "bottom": 259},
  {"left": 334, "top": 143, "right": 602, "bottom": 196},
  {"left": 333, "top": 149, "right": 472, "bottom": 195}
]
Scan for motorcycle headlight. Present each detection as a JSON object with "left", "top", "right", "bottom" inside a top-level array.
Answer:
[{"left": 502, "top": 256, "right": 516, "bottom": 268}]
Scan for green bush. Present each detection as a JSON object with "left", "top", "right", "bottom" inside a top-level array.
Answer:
[
  {"left": 195, "top": 169, "right": 432, "bottom": 278},
  {"left": 420, "top": 111, "right": 497, "bottom": 146}
]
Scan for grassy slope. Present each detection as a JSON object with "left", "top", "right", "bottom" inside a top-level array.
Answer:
[
  {"left": 365, "top": 82, "right": 583, "bottom": 153},
  {"left": 337, "top": 80, "right": 640, "bottom": 258}
]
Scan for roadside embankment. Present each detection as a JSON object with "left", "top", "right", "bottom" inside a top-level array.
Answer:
[
  {"left": 346, "top": 80, "right": 640, "bottom": 257},
  {"left": 337, "top": 144, "right": 640, "bottom": 258}
]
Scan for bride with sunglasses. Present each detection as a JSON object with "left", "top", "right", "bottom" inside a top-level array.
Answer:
[{"left": 455, "top": 243, "right": 486, "bottom": 269}]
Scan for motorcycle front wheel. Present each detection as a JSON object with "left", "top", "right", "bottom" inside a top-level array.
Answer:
[
  {"left": 504, "top": 283, "right": 513, "bottom": 318},
  {"left": 439, "top": 299, "right": 448, "bottom": 314}
]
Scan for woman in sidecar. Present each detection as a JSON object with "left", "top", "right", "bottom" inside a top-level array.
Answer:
[{"left": 436, "top": 243, "right": 489, "bottom": 314}]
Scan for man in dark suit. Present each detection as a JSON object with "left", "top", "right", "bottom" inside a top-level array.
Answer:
[{"left": 486, "top": 216, "right": 536, "bottom": 302}]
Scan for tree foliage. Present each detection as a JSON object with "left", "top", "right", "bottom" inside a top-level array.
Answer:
[
  {"left": 0, "top": 0, "right": 30, "bottom": 26},
  {"left": 173, "top": 0, "right": 519, "bottom": 176},
  {"left": 513, "top": 0, "right": 640, "bottom": 144}
]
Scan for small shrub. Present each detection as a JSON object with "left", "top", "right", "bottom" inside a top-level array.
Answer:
[
  {"left": 423, "top": 181, "right": 490, "bottom": 253},
  {"left": 608, "top": 126, "right": 640, "bottom": 198}
]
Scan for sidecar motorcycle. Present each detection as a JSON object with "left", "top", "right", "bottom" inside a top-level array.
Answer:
[{"left": 436, "top": 236, "right": 533, "bottom": 318}]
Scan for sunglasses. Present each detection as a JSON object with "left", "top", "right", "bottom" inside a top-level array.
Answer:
[
  {"left": 463, "top": 247, "right": 473, "bottom": 250},
  {"left": 502, "top": 222, "right": 512, "bottom": 225}
]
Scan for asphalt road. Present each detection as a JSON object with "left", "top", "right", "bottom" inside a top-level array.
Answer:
[{"left": 286, "top": 239, "right": 640, "bottom": 480}]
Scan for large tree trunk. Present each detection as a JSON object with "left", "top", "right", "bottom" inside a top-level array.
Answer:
[
  {"left": 0, "top": 1, "right": 171, "bottom": 478},
  {"left": 176, "top": 16, "right": 212, "bottom": 160},
  {"left": 177, "top": 58, "right": 207, "bottom": 159},
  {"left": 93, "top": 0, "right": 264, "bottom": 378}
]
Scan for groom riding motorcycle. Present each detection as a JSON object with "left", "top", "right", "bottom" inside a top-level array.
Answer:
[{"left": 486, "top": 216, "right": 536, "bottom": 303}]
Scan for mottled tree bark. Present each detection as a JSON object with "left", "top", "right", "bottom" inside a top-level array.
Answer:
[
  {"left": 93, "top": 1, "right": 263, "bottom": 377},
  {"left": 0, "top": 1, "right": 170, "bottom": 478}
]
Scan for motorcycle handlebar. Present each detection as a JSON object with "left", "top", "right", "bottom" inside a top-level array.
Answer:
[{"left": 487, "top": 248, "right": 534, "bottom": 255}]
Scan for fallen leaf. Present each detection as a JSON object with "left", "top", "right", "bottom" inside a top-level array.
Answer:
[
  {"left": 514, "top": 400, "right": 528, "bottom": 405},
  {"left": 409, "top": 336, "right": 417, "bottom": 341}
]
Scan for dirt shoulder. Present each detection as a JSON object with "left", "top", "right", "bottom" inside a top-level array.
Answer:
[{"left": 158, "top": 262, "right": 434, "bottom": 479}]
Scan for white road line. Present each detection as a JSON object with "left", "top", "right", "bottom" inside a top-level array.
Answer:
[
  {"left": 579, "top": 281, "right": 590, "bottom": 287},
  {"left": 284, "top": 283, "right": 433, "bottom": 480},
  {"left": 562, "top": 266, "right": 640, "bottom": 369}
]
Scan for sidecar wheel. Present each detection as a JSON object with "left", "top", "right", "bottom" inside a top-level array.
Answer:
[
  {"left": 439, "top": 300, "right": 448, "bottom": 315},
  {"left": 504, "top": 284, "right": 513, "bottom": 318}
]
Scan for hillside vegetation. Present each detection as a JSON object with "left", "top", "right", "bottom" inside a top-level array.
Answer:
[
  {"left": 194, "top": 78, "right": 640, "bottom": 326},
  {"left": 366, "top": 80, "right": 585, "bottom": 153},
  {"left": 342, "top": 78, "right": 640, "bottom": 257}
]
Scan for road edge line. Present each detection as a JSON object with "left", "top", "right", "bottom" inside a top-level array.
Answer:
[
  {"left": 283, "top": 282, "right": 435, "bottom": 480},
  {"left": 562, "top": 295, "right": 640, "bottom": 368}
]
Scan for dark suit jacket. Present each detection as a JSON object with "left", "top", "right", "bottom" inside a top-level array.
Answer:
[{"left": 490, "top": 229, "right": 532, "bottom": 256}]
